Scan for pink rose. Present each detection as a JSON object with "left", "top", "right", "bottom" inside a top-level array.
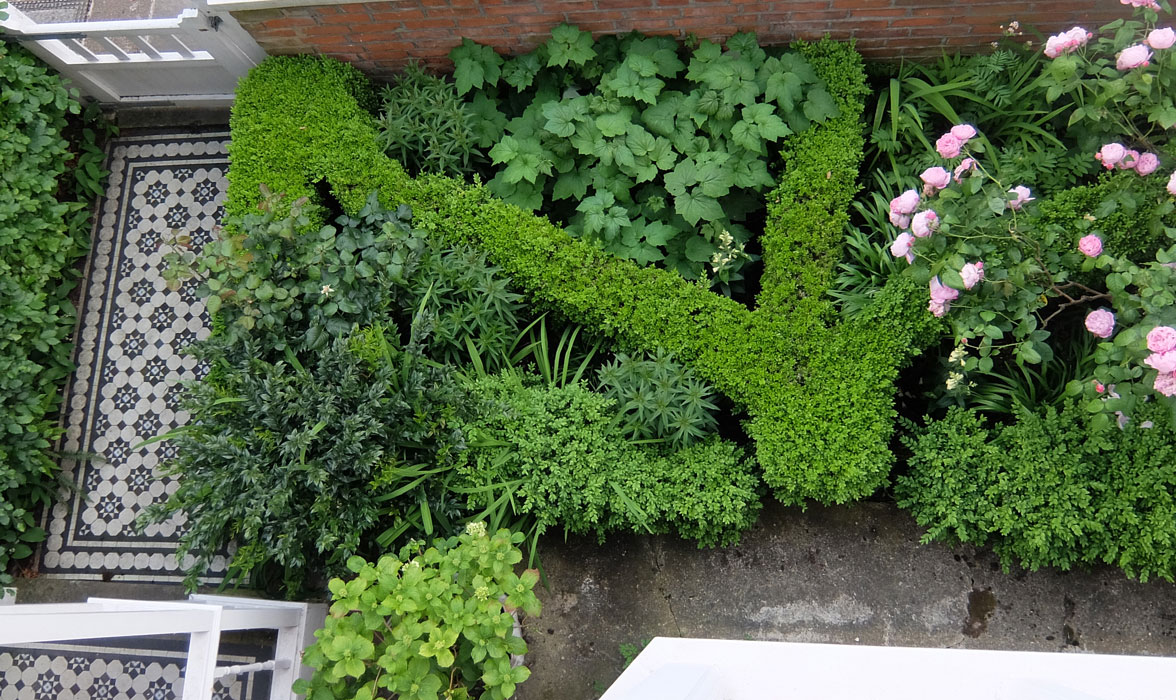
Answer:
[
  {"left": 950, "top": 124, "right": 977, "bottom": 142},
  {"left": 953, "top": 158, "right": 977, "bottom": 182},
  {"left": 1147, "top": 325, "right": 1176, "bottom": 353},
  {"left": 1095, "top": 381, "right": 1106, "bottom": 393},
  {"left": 1045, "top": 28, "right": 1093, "bottom": 58},
  {"left": 912, "top": 210, "right": 940, "bottom": 238},
  {"left": 890, "top": 232, "right": 915, "bottom": 264},
  {"left": 1118, "top": 150, "right": 1141, "bottom": 170},
  {"left": 1123, "top": 0, "right": 1162, "bottom": 10},
  {"left": 1084, "top": 309, "right": 1116, "bottom": 338},
  {"left": 1135, "top": 152, "right": 1160, "bottom": 176},
  {"left": 960, "top": 261, "right": 984, "bottom": 290},
  {"left": 890, "top": 189, "right": 920, "bottom": 215},
  {"left": 1008, "top": 185, "right": 1034, "bottom": 210},
  {"left": 1117, "top": 44, "right": 1152, "bottom": 70},
  {"left": 1154, "top": 372, "right": 1176, "bottom": 397},
  {"left": 1168, "top": 171, "right": 1176, "bottom": 196},
  {"left": 936, "top": 133, "right": 963, "bottom": 159},
  {"left": 1147, "top": 27, "right": 1176, "bottom": 49},
  {"left": 1096, "top": 143, "right": 1127, "bottom": 169},
  {"left": 1078, "top": 234, "right": 1103, "bottom": 257},
  {"left": 928, "top": 276, "right": 959, "bottom": 317},
  {"left": 920, "top": 166, "right": 952, "bottom": 191},
  {"left": 1146, "top": 351, "right": 1176, "bottom": 373}
]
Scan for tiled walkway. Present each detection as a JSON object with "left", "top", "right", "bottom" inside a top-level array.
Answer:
[
  {"left": 2, "top": 131, "right": 274, "bottom": 700},
  {"left": 40, "top": 131, "right": 229, "bottom": 584}
]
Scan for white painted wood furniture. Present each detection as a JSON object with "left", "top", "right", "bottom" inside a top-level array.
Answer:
[
  {"left": 0, "top": 594, "right": 324, "bottom": 700},
  {"left": 0, "top": 0, "right": 266, "bottom": 105},
  {"left": 602, "top": 637, "right": 1176, "bottom": 700}
]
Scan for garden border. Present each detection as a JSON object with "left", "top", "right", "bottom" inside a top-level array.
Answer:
[{"left": 225, "top": 38, "right": 940, "bottom": 505}]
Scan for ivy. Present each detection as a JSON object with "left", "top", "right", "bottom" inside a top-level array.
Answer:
[{"left": 449, "top": 27, "right": 838, "bottom": 294}]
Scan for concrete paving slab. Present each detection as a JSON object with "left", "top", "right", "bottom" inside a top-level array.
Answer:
[{"left": 517, "top": 501, "right": 1176, "bottom": 700}]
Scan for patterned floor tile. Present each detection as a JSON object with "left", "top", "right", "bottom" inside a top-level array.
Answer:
[
  {"left": 39, "top": 132, "right": 230, "bottom": 583},
  {"left": 0, "top": 636, "right": 272, "bottom": 700}
]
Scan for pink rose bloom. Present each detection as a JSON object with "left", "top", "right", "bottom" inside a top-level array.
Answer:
[
  {"left": 1094, "top": 381, "right": 1106, "bottom": 393},
  {"left": 1117, "top": 44, "right": 1152, "bottom": 70},
  {"left": 1084, "top": 309, "right": 1115, "bottom": 338},
  {"left": 1118, "top": 150, "right": 1141, "bottom": 170},
  {"left": 1123, "top": 0, "right": 1162, "bottom": 10},
  {"left": 1095, "top": 143, "right": 1127, "bottom": 169},
  {"left": 1154, "top": 372, "right": 1176, "bottom": 397},
  {"left": 911, "top": 210, "right": 940, "bottom": 238},
  {"left": 950, "top": 124, "right": 977, "bottom": 142},
  {"left": 953, "top": 158, "right": 977, "bottom": 182},
  {"left": 1147, "top": 27, "right": 1176, "bottom": 49},
  {"left": 1135, "top": 152, "right": 1160, "bottom": 176},
  {"left": 1078, "top": 234, "right": 1103, "bottom": 257},
  {"left": 1146, "top": 351, "right": 1176, "bottom": 374},
  {"left": 1008, "top": 185, "right": 1034, "bottom": 210},
  {"left": 928, "top": 276, "right": 959, "bottom": 317},
  {"left": 890, "top": 189, "right": 920, "bottom": 215},
  {"left": 1168, "top": 171, "right": 1176, "bottom": 196},
  {"left": 890, "top": 232, "right": 915, "bottom": 264},
  {"left": 1147, "top": 325, "right": 1176, "bottom": 353},
  {"left": 920, "top": 166, "right": 952, "bottom": 191},
  {"left": 960, "top": 261, "right": 984, "bottom": 290},
  {"left": 936, "top": 133, "right": 963, "bottom": 159}
]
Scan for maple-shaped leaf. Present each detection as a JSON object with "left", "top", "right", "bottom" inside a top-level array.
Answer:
[{"left": 545, "top": 23, "right": 596, "bottom": 68}]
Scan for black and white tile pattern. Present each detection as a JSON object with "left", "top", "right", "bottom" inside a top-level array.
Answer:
[
  {"left": 39, "top": 132, "right": 230, "bottom": 582},
  {"left": 0, "top": 637, "right": 272, "bottom": 700}
]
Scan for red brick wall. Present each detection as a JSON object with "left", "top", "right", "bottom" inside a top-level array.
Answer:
[{"left": 231, "top": 0, "right": 1125, "bottom": 79}]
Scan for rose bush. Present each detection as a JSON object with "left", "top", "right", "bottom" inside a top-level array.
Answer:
[{"left": 876, "top": 0, "right": 1176, "bottom": 428}]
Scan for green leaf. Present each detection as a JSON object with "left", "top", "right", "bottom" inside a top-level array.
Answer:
[
  {"left": 552, "top": 171, "right": 591, "bottom": 201},
  {"left": 674, "top": 189, "right": 724, "bottom": 225},
  {"left": 685, "top": 236, "right": 716, "bottom": 262},
  {"left": 488, "top": 135, "right": 521, "bottom": 165},
  {"left": 450, "top": 38, "right": 502, "bottom": 95},
  {"left": 503, "top": 53, "right": 542, "bottom": 90},
  {"left": 596, "top": 112, "right": 630, "bottom": 138},
  {"left": 664, "top": 159, "right": 699, "bottom": 197},
  {"left": 542, "top": 100, "right": 586, "bottom": 138},
  {"left": 801, "top": 87, "right": 839, "bottom": 122},
  {"left": 545, "top": 24, "right": 596, "bottom": 67}
]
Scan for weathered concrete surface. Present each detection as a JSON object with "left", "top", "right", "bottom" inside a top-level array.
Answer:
[{"left": 516, "top": 501, "right": 1176, "bottom": 700}]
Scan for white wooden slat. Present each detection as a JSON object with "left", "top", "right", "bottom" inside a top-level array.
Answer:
[
  {"left": 92, "top": 35, "right": 131, "bottom": 60},
  {"left": 129, "top": 35, "right": 162, "bottom": 59},
  {"left": 61, "top": 37, "right": 98, "bottom": 61}
]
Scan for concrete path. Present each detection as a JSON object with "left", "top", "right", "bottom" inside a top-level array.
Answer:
[{"left": 518, "top": 501, "right": 1176, "bottom": 699}]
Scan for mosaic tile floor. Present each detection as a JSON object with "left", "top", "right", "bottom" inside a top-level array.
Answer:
[
  {"left": 0, "top": 132, "right": 282, "bottom": 700},
  {"left": 40, "top": 131, "right": 229, "bottom": 582},
  {"left": 0, "top": 637, "right": 271, "bottom": 700}
]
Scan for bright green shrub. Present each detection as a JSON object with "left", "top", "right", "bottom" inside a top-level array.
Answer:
[
  {"left": 225, "top": 40, "right": 940, "bottom": 506},
  {"left": 450, "top": 28, "right": 839, "bottom": 289},
  {"left": 295, "top": 527, "right": 538, "bottom": 700},
  {"left": 897, "top": 403, "right": 1176, "bottom": 582},
  {"left": 0, "top": 44, "right": 90, "bottom": 584},
  {"left": 459, "top": 373, "right": 760, "bottom": 547}
]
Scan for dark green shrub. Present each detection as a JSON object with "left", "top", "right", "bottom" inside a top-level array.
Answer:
[
  {"left": 0, "top": 44, "right": 92, "bottom": 584},
  {"left": 377, "top": 61, "right": 479, "bottom": 177},
  {"left": 595, "top": 348, "right": 719, "bottom": 450},
  {"left": 458, "top": 372, "right": 760, "bottom": 547},
  {"left": 897, "top": 402, "right": 1176, "bottom": 582},
  {"left": 143, "top": 327, "right": 473, "bottom": 596}
]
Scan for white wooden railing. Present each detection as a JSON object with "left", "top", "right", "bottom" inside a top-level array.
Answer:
[
  {"left": 0, "top": 594, "right": 324, "bottom": 700},
  {"left": 0, "top": 0, "right": 265, "bottom": 104},
  {"left": 602, "top": 637, "right": 1176, "bottom": 700}
]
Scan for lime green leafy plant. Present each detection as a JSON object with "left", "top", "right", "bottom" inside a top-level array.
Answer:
[
  {"left": 294, "top": 525, "right": 538, "bottom": 700},
  {"left": 225, "top": 39, "right": 940, "bottom": 506}
]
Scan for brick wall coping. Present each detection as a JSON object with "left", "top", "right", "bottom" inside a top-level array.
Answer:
[{"left": 208, "top": 0, "right": 366, "bottom": 11}]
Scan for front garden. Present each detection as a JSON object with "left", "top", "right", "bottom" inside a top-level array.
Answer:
[{"left": 5, "top": 0, "right": 1176, "bottom": 697}]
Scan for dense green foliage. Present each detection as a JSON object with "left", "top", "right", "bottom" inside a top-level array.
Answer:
[
  {"left": 227, "top": 40, "right": 940, "bottom": 506},
  {"left": 377, "top": 62, "right": 479, "bottom": 177},
  {"left": 295, "top": 526, "right": 538, "bottom": 700},
  {"left": 143, "top": 325, "right": 474, "bottom": 595},
  {"left": 0, "top": 44, "right": 94, "bottom": 585},
  {"left": 459, "top": 373, "right": 760, "bottom": 547},
  {"left": 898, "top": 403, "right": 1176, "bottom": 582},
  {"left": 450, "top": 27, "right": 838, "bottom": 289}
]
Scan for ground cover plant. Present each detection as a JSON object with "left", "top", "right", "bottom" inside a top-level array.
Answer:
[
  {"left": 0, "top": 42, "right": 106, "bottom": 585},
  {"left": 839, "top": 0, "right": 1176, "bottom": 580}
]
